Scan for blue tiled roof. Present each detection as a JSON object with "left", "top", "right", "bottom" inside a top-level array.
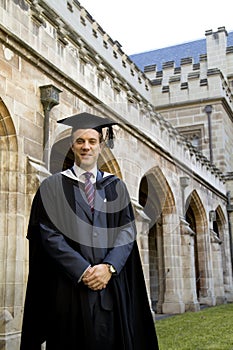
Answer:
[{"left": 130, "top": 31, "right": 233, "bottom": 72}]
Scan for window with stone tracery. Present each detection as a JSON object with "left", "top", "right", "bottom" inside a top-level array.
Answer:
[{"left": 176, "top": 126, "right": 203, "bottom": 151}]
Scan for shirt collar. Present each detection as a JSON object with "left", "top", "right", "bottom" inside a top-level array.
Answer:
[{"left": 73, "top": 163, "right": 97, "bottom": 183}]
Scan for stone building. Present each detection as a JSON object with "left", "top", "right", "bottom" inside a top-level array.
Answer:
[{"left": 0, "top": 1, "right": 233, "bottom": 349}]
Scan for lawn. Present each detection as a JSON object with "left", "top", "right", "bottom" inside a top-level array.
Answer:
[{"left": 155, "top": 303, "right": 233, "bottom": 350}]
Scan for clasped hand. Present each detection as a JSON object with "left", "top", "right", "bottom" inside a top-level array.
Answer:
[{"left": 82, "top": 264, "right": 111, "bottom": 291}]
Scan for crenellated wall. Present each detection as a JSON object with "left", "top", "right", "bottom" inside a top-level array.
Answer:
[
  {"left": 141, "top": 27, "right": 233, "bottom": 173},
  {"left": 145, "top": 28, "right": 233, "bottom": 108}
]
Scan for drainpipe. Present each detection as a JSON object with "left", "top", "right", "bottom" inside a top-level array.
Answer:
[
  {"left": 227, "top": 191, "right": 233, "bottom": 269},
  {"left": 40, "top": 85, "right": 62, "bottom": 169},
  {"left": 204, "top": 105, "right": 213, "bottom": 164}
]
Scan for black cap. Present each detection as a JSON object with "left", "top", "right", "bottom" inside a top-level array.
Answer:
[{"left": 57, "top": 112, "right": 117, "bottom": 148}]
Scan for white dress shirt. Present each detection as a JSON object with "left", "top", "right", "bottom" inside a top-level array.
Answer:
[{"left": 72, "top": 163, "right": 97, "bottom": 184}]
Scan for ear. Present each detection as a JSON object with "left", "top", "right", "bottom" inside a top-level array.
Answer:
[
  {"left": 70, "top": 141, "right": 75, "bottom": 152},
  {"left": 99, "top": 141, "right": 105, "bottom": 151}
]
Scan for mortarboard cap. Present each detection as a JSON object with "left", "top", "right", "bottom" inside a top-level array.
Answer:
[{"left": 57, "top": 112, "right": 117, "bottom": 148}]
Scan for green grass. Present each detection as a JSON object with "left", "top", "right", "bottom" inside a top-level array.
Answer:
[{"left": 155, "top": 304, "right": 233, "bottom": 350}]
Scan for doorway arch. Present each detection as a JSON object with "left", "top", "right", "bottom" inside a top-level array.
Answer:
[
  {"left": 185, "top": 190, "right": 210, "bottom": 303},
  {"left": 0, "top": 97, "right": 19, "bottom": 339},
  {"left": 139, "top": 166, "right": 176, "bottom": 313}
]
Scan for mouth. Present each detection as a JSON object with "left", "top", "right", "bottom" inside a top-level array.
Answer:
[{"left": 80, "top": 153, "right": 92, "bottom": 159}]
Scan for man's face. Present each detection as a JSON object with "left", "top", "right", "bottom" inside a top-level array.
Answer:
[{"left": 71, "top": 128, "right": 102, "bottom": 170}]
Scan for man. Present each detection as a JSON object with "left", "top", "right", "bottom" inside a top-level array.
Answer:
[{"left": 20, "top": 112, "right": 159, "bottom": 350}]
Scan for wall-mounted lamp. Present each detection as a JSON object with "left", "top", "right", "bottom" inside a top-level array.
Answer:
[{"left": 40, "top": 84, "right": 62, "bottom": 111}]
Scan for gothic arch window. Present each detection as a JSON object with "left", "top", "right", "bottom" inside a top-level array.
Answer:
[
  {"left": 177, "top": 125, "right": 204, "bottom": 151},
  {"left": 213, "top": 220, "right": 219, "bottom": 237},
  {"left": 214, "top": 206, "right": 226, "bottom": 240}
]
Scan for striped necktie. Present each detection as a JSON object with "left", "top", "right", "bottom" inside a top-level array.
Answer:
[{"left": 84, "top": 172, "right": 95, "bottom": 211}]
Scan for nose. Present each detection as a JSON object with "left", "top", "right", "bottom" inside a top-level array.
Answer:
[{"left": 81, "top": 140, "right": 90, "bottom": 149}]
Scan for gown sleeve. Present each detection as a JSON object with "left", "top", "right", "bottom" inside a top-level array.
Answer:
[
  {"left": 40, "top": 223, "right": 91, "bottom": 283},
  {"left": 103, "top": 179, "right": 136, "bottom": 273}
]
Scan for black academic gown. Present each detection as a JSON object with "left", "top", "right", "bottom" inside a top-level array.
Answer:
[{"left": 20, "top": 169, "right": 159, "bottom": 350}]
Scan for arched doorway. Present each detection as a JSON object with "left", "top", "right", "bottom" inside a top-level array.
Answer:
[
  {"left": 214, "top": 206, "right": 228, "bottom": 285},
  {"left": 0, "top": 98, "right": 20, "bottom": 346},
  {"left": 139, "top": 167, "right": 176, "bottom": 313},
  {"left": 186, "top": 205, "right": 200, "bottom": 297},
  {"left": 185, "top": 190, "right": 210, "bottom": 304}
]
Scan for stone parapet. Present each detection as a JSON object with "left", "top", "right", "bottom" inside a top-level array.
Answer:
[{"left": 0, "top": 0, "right": 151, "bottom": 100}]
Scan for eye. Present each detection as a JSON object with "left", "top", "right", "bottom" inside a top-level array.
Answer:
[
  {"left": 89, "top": 139, "right": 98, "bottom": 145},
  {"left": 75, "top": 139, "right": 84, "bottom": 144}
]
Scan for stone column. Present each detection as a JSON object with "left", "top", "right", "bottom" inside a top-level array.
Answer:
[
  {"left": 198, "top": 228, "right": 216, "bottom": 306},
  {"left": 132, "top": 200, "right": 152, "bottom": 304},
  {"left": 0, "top": 150, "right": 26, "bottom": 350},
  {"left": 155, "top": 220, "right": 165, "bottom": 314},
  {"left": 210, "top": 229, "right": 226, "bottom": 304},
  {"left": 222, "top": 223, "right": 233, "bottom": 302},
  {"left": 162, "top": 213, "right": 185, "bottom": 314},
  {"left": 180, "top": 217, "right": 200, "bottom": 311}
]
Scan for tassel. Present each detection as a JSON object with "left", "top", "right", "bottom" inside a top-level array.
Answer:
[{"left": 106, "top": 126, "right": 114, "bottom": 149}]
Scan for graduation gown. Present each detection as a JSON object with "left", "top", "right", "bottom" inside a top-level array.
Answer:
[{"left": 20, "top": 169, "right": 159, "bottom": 350}]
